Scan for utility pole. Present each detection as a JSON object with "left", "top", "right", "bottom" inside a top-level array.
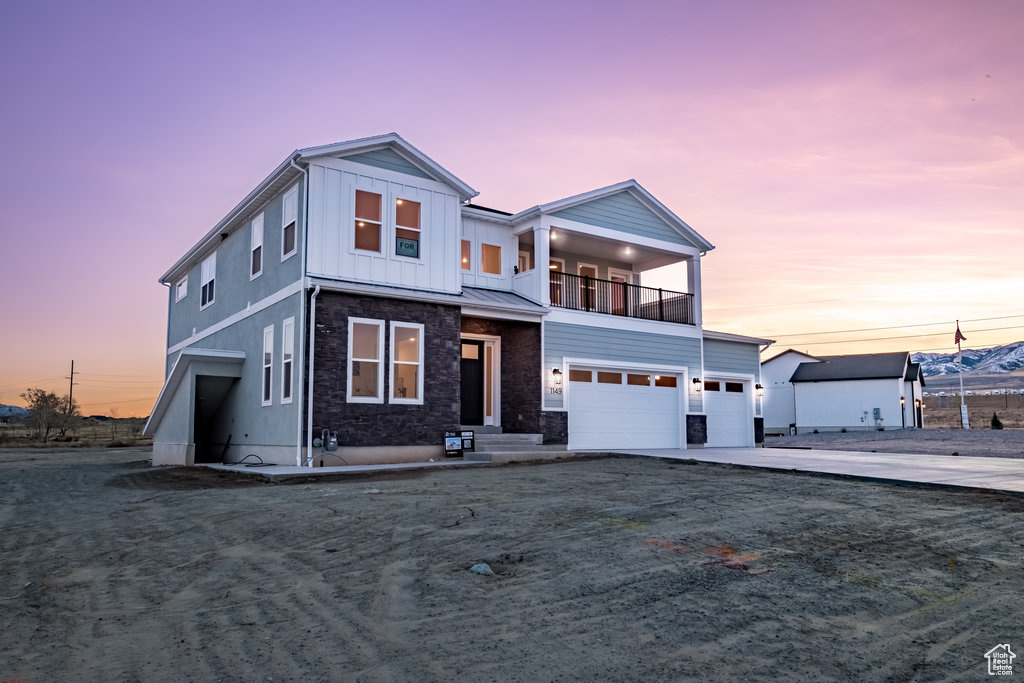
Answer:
[{"left": 66, "top": 360, "right": 77, "bottom": 409}]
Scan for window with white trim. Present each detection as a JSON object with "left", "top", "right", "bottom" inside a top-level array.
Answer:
[
  {"left": 262, "top": 325, "right": 274, "bottom": 406},
  {"left": 282, "top": 186, "right": 298, "bottom": 260},
  {"left": 348, "top": 318, "right": 384, "bottom": 402},
  {"left": 394, "top": 198, "right": 421, "bottom": 258},
  {"left": 281, "top": 317, "right": 294, "bottom": 403},
  {"left": 200, "top": 252, "right": 216, "bottom": 308},
  {"left": 354, "top": 190, "right": 382, "bottom": 253},
  {"left": 251, "top": 213, "right": 264, "bottom": 279},
  {"left": 175, "top": 276, "right": 187, "bottom": 302},
  {"left": 481, "top": 243, "right": 501, "bottom": 275},
  {"left": 390, "top": 322, "right": 424, "bottom": 404}
]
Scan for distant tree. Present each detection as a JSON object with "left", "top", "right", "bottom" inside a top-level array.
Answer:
[
  {"left": 991, "top": 412, "right": 1004, "bottom": 430},
  {"left": 56, "top": 394, "right": 80, "bottom": 439},
  {"left": 109, "top": 407, "right": 120, "bottom": 439},
  {"left": 21, "top": 388, "right": 61, "bottom": 442}
]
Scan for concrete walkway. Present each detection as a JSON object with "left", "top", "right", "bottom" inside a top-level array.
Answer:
[{"left": 615, "top": 447, "right": 1024, "bottom": 495}]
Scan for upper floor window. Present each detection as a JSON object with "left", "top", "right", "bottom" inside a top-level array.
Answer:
[
  {"left": 461, "top": 240, "right": 471, "bottom": 270},
  {"left": 481, "top": 244, "right": 501, "bottom": 275},
  {"left": 354, "top": 190, "right": 382, "bottom": 252},
  {"left": 282, "top": 187, "right": 298, "bottom": 260},
  {"left": 251, "top": 213, "right": 264, "bottom": 279},
  {"left": 175, "top": 276, "right": 188, "bottom": 302},
  {"left": 200, "top": 252, "right": 216, "bottom": 309},
  {"left": 394, "top": 198, "right": 421, "bottom": 259}
]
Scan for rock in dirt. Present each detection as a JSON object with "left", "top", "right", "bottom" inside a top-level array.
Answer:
[{"left": 469, "top": 563, "right": 495, "bottom": 576}]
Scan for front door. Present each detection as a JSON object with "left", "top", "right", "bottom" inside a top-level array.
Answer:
[{"left": 461, "top": 340, "right": 485, "bottom": 425}]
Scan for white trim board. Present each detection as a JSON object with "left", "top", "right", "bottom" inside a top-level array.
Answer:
[
  {"left": 546, "top": 308, "right": 703, "bottom": 339},
  {"left": 167, "top": 279, "right": 305, "bottom": 356}
]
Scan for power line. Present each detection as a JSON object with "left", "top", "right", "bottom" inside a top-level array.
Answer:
[
  {"left": 767, "top": 313, "right": 1024, "bottom": 339},
  {"left": 783, "top": 324, "right": 1024, "bottom": 347}
]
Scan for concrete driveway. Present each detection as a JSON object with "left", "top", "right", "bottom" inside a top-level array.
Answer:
[{"left": 615, "top": 447, "right": 1024, "bottom": 495}]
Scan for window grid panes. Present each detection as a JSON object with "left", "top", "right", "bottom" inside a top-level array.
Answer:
[
  {"left": 349, "top": 320, "right": 383, "bottom": 401},
  {"left": 354, "top": 190, "right": 382, "bottom": 252},
  {"left": 394, "top": 198, "right": 421, "bottom": 258},
  {"left": 391, "top": 323, "right": 423, "bottom": 403}
]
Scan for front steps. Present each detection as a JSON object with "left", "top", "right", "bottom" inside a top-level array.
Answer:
[{"left": 462, "top": 431, "right": 570, "bottom": 464}]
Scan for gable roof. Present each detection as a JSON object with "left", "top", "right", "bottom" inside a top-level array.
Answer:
[
  {"left": 509, "top": 180, "right": 714, "bottom": 252},
  {"left": 297, "top": 133, "right": 477, "bottom": 200},
  {"left": 761, "top": 349, "right": 821, "bottom": 366},
  {"left": 790, "top": 352, "right": 910, "bottom": 383},
  {"left": 904, "top": 362, "right": 925, "bottom": 386}
]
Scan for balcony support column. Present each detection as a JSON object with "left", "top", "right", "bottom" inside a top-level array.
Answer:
[
  {"left": 687, "top": 256, "right": 703, "bottom": 327},
  {"left": 535, "top": 225, "right": 551, "bottom": 307}
]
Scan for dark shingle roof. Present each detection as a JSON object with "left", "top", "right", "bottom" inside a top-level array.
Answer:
[
  {"left": 904, "top": 362, "right": 925, "bottom": 386},
  {"left": 790, "top": 352, "right": 910, "bottom": 383}
]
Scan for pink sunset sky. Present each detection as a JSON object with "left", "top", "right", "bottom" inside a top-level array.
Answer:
[{"left": 1, "top": 0, "right": 1022, "bottom": 416}]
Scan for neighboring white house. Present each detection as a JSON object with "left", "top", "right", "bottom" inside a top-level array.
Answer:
[{"left": 762, "top": 350, "right": 925, "bottom": 434}]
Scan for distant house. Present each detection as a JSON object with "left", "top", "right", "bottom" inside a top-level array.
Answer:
[{"left": 761, "top": 350, "right": 924, "bottom": 434}]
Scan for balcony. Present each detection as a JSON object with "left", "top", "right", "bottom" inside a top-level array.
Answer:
[{"left": 549, "top": 271, "right": 694, "bottom": 325}]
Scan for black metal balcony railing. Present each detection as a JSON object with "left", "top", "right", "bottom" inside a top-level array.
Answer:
[{"left": 549, "top": 271, "right": 694, "bottom": 325}]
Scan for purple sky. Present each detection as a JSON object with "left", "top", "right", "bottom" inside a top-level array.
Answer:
[{"left": 1, "top": 0, "right": 1022, "bottom": 414}]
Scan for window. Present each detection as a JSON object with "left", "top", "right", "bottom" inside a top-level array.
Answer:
[
  {"left": 654, "top": 375, "right": 677, "bottom": 388},
  {"left": 482, "top": 244, "right": 501, "bottom": 275},
  {"left": 262, "top": 325, "right": 273, "bottom": 406},
  {"left": 175, "top": 276, "right": 187, "bottom": 302},
  {"left": 726, "top": 382, "right": 744, "bottom": 393},
  {"left": 251, "top": 213, "right": 264, "bottom": 279},
  {"left": 348, "top": 318, "right": 383, "bottom": 402},
  {"left": 281, "top": 317, "right": 294, "bottom": 403},
  {"left": 391, "top": 322, "right": 424, "bottom": 404},
  {"left": 461, "top": 240, "right": 471, "bottom": 271},
  {"left": 597, "top": 372, "right": 622, "bottom": 384},
  {"left": 704, "top": 380, "right": 721, "bottom": 392},
  {"left": 569, "top": 369, "right": 592, "bottom": 382},
  {"left": 627, "top": 373, "right": 651, "bottom": 386},
  {"left": 282, "top": 186, "right": 298, "bottom": 260},
  {"left": 354, "top": 190, "right": 382, "bottom": 252},
  {"left": 200, "top": 252, "right": 216, "bottom": 308},
  {"left": 394, "top": 198, "right": 421, "bottom": 258}
]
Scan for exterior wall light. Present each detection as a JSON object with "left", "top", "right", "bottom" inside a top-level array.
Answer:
[
  {"left": 691, "top": 377, "right": 702, "bottom": 392},
  {"left": 552, "top": 368, "right": 562, "bottom": 385},
  {"left": 755, "top": 383, "right": 764, "bottom": 398}
]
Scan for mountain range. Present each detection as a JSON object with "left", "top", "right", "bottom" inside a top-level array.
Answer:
[
  {"left": 912, "top": 341, "right": 1024, "bottom": 376},
  {"left": 0, "top": 404, "right": 31, "bottom": 418}
]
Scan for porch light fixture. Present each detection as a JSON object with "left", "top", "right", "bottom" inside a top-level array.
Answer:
[
  {"left": 396, "top": 199, "right": 404, "bottom": 205},
  {"left": 552, "top": 368, "right": 562, "bottom": 385},
  {"left": 549, "top": 264, "right": 558, "bottom": 269},
  {"left": 691, "top": 377, "right": 702, "bottom": 392},
  {"left": 550, "top": 231, "right": 558, "bottom": 240},
  {"left": 755, "top": 383, "right": 764, "bottom": 398},
  {"left": 624, "top": 247, "right": 632, "bottom": 255},
  {"left": 900, "top": 396, "right": 906, "bottom": 405}
]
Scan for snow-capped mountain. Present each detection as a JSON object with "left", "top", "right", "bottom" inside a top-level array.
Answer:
[
  {"left": 913, "top": 341, "right": 1024, "bottom": 376},
  {"left": 0, "top": 404, "right": 30, "bottom": 418}
]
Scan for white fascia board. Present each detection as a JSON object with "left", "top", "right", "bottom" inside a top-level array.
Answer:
[
  {"left": 703, "top": 329, "right": 775, "bottom": 346},
  {"left": 461, "top": 206, "right": 515, "bottom": 225},
  {"left": 762, "top": 349, "right": 822, "bottom": 365},
  {"left": 144, "top": 348, "right": 245, "bottom": 436},
  {"left": 461, "top": 305, "right": 545, "bottom": 322},
  {"left": 546, "top": 308, "right": 703, "bottom": 339},
  {"left": 160, "top": 154, "right": 305, "bottom": 284},
  {"left": 541, "top": 214, "right": 702, "bottom": 258},
  {"left": 297, "top": 133, "right": 478, "bottom": 200}
]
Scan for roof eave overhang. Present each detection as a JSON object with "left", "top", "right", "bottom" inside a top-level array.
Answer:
[
  {"left": 703, "top": 329, "right": 775, "bottom": 346},
  {"left": 159, "top": 153, "right": 304, "bottom": 284}
]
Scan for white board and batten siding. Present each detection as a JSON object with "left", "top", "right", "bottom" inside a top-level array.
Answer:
[
  {"left": 306, "top": 159, "right": 462, "bottom": 294},
  {"left": 461, "top": 216, "right": 514, "bottom": 290}
]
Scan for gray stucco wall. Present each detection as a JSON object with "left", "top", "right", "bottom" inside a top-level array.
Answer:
[
  {"left": 160, "top": 294, "right": 303, "bottom": 459},
  {"left": 550, "top": 191, "right": 698, "bottom": 247},
  {"left": 166, "top": 181, "right": 306, "bottom": 354},
  {"left": 543, "top": 321, "right": 702, "bottom": 411}
]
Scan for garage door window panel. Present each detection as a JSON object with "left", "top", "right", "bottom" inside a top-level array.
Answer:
[
  {"left": 627, "top": 374, "right": 651, "bottom": 386},
  {"left": 705, "top": 380, "right": 721, "bottom": 392},
  {"left": 726, "top": 382, "right": 744, "bottom": 393},
  {"left": 655, "top": 375, "right": 677, "bottom": 388},
  {"left": 569, "top": 370, "right": 592, "bottom": 382},
  {"left": 597, "top": 372, "right": 622, "bottom": 384}
]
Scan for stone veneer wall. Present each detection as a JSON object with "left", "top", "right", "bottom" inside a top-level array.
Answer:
[
  {"left": 754, "top": 417, "right": 764, "bottom": 444},
  {"left": 309, "top": 291, "right": 461, "bottom": 447},
  {"left": 540, "top": 411, "right": 568, "bottom": 445},
  {"left": 686, "top": 414, "right": 707, "bottom": 445},
  {"left": 460, "top": 317, "right": 542, "bottom": 435}
]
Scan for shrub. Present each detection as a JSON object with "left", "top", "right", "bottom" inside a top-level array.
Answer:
[
  {"left": 841, "top": 428, "right": 847, "bottom": 433},
  {"left": 991, "top": 413, "right": 1004, "bottom": 430}
]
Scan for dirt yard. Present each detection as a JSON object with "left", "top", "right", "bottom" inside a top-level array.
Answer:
[
  {"left": 767, "top": 427, "right": 1024, "bottom": 459},
  {"left": 2, "top": 448, "right": 1023, "bottom": 681}
]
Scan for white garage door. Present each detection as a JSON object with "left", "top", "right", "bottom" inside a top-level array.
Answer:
[
  {"left": 704, "top": 379, "right": 751, "bottom": 447},
  {"left": 568, "top": 367, "right": 681, "bottom": 450}
]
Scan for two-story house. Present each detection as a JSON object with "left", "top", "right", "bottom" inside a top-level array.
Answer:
[{"left": 145, "top": 134, "right": 771, "bottom": 466}]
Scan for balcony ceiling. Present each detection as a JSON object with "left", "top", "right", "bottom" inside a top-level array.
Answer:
[{"left": 521, "top": 229, "right": 685, "bottom": 270}]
